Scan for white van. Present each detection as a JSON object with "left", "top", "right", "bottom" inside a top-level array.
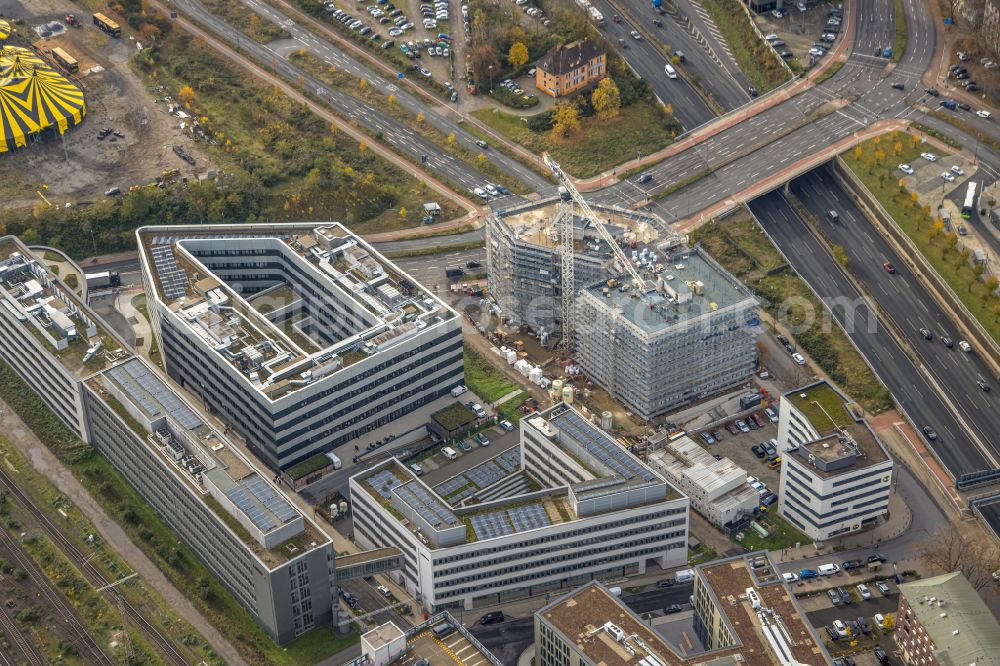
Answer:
[
  {"left": 326, "top": 452, "right": 342, "bottom": 470},
  {"left": 450, "top": 384, "right": 468, "bottom": 397},
  {"left": 818, "top": 563, "right": 841, "bottom": 576},
  {"left": 674, "top": 568, "right": 695, "bottom": 584},
  {"left": 664, "top": 63, "right": 678, "bottom": 79},
  {"left": 442, "top": 446, "right": 458, "bottom": 460}
]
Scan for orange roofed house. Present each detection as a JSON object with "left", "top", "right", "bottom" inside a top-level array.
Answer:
[{"left": 535, "top": 40, "right": 606, "bottom": 97}]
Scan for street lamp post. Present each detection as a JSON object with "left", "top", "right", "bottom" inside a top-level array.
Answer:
[{"left": 488, "top": 64, "right": 493, "bottom": 93}]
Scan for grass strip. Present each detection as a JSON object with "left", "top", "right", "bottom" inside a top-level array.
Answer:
[
  {"left": 814, "top": 60, "right": 844, "bottom": 85},
  {"left": 695, "top": 0, "right": 791, "bottom": 93},
  {"left": 843, "top": 135, "right": 1000, "bottom": 348},
  {"left": 691, "top": 210, "right": 893, "bottom": 414},
  {"left": 0, "top": 360, "right": 357, "bottom": 666},
  {"left": 471, "top": 102, "right": 679, "bottom": 179},
  {"left": 290, "top": 50, "right": 529, "bottom": 194},
  {"left": 464, "top": 347, "right": 521, "bottom": 403},
  {"left": 892, "top": 0, "right": 906, "bottom": 64},
  {"left": 384, "top": 240, "right": 485, "bottom": 258}
]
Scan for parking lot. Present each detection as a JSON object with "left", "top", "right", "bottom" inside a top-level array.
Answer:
[
  {"left": 402, "top": 627, "right": 496, "bottom": 666},
  {"left": 790, "top": 573, "right": 903, "bottom": 665},
  {"left": 753, "top": 1, "right": 844, "bottom": 69},
  {"left": 695, "top": 408, "right": 784, "bottom": 496}
]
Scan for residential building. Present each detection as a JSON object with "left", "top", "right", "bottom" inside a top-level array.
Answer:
[
  {"left": 486, "top": 197, "right": 679, "bottom": 340},
  {"left": 534, "top": 552, "right": 828, "bottom": 666},
  {"left": 535, "top": 40, "right": 606, "bottom": 97},
  {"left": 776, "top": 381, "right": 894, "bottom": 541},
  {"left": 0, "top": 236, "right": 335, "bottom": 645},
  {"left": 896, "top": 571, "right": 1000, "bottom": 665},
  {"left": 574, "top": 247, "right": 759, "bottom": 420},
  {"left": 137, "top": 223, "right": 463, "bottom": 471},
  {"left": 648, "top": 435, "right": 760, "bottom": 530},
  {"left": 350, "top": 402, "right": 689, "bottom": 612}
]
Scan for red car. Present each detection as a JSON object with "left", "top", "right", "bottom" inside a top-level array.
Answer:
[{"left": 883, "top": 261, "right": 896, "bottom": 274}]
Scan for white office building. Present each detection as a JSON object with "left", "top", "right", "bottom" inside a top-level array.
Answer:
[
  {"left": 776, "top": 381, "right": 893, "bottom": 541},
  {"left": 137, "top": 223, "right": 463, "bottom": 471},
  {"left": 648, "top": 435, "right": 760, "bottom": 530},
  {"left": 0, "top": 237, "right": 335, "bottom": 644},
  {"left": 350, "top": 402, "right": 689, "bottom": 611}
]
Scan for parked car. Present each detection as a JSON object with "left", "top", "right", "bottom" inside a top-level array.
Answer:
[
  {"left": 857, "top": 583, "right": 872, "bottom": 599},
  {"left": 656, "top": 578, "right": 676, "bottom": 588},
  {"left": 764, "top": 407, "right": 778, "bottom": 422},
  {"left": 792, "top": 352, "right": 806, "bottom": 365},
  {"left": 475, "top": 432, "right": 490, "bottom": 446},
  {"left": 377, "top": 584, "right": 392, "bottom": 597},
  {"left": 868, "top": 553, "right": 888, "bottom": 564},
  {"left": 480, "top": 611, "right": 504, "bottom": 625},
  {"left": 876, "top": 580, "right": 891, "bottom": 595},
  {"left": 833, "top": 619, "right": 847, "bottom": 637},
  {"left": 737, "top": 419, "right": 751, "bottom": 433},
  {"left": 751, "top": 445, "right": 766, "bottom": 458},
  {"left": 799, "top": 569, "right": 818, "bottom": 579},
  {"left": 458, "top": 439, "right": 472, "bottom": 452},
  {"left": 745, "top": 417, "right": 759, "bottom": 431},
  {"left": 499, "top": 419, "right": 514, "bottom": 431},
  {"left": 842, "top": 559, "right": 864, "bottom": 571},
  {"left": 898, "top": 163, "right": 914, "bottom": 174},
  {"left": 663, "top": 604, "right": 683, "bottom": 614},
  {"left": 782, "top": 572, "right": 799, "bottom": 583}
]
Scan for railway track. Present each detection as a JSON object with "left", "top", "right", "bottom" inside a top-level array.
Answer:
[
  {"left": 0, "top": 465, "right": 190, "bottom": 665},
  {"left": 0, "top": 526, "right": 114, "bottom": 665},
  {"left": 0, "top": 591, "right": 47, "bottom": 666}
]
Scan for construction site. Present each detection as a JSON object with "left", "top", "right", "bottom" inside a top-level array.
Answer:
[{"left": 483, "top": 155, "right": 759, "bottom": 427}]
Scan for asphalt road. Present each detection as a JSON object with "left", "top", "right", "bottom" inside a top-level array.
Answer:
[
  {"left": 791, "top": 167, "right": 1000, "bottom": 471},
  {"left": 172, "top": 0, "right": 552, "bottom": 196},
  {"left": 748, "top": 188, "right": 993, "bottom": 477},
  {"left": 586, "top": 0, "right": 716, "bottom": 128}
]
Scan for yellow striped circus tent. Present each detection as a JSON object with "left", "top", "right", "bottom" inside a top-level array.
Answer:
[
  {"left": 0, "top": 59, "right": 86, "bottom": 153},
  {"left": 0, "top": 20, "right": 11, "bottom": 41}
]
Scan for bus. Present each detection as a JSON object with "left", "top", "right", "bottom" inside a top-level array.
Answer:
[
  {"left": 93, "top": 13, "right": 121, "bottom": 38},
  {"left": 51, "top": 47, "right": 78, "bottom": 73},
  {"left": 961, "top": 181, "right": 977, "bottom": 219}
]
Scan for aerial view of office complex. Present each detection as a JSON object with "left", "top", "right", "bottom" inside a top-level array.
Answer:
[{"left": 3, "top": 0, "right": 1000, "bottom": 663}]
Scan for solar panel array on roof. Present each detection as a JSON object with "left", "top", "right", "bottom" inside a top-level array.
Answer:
[
  {"left": 368, "top": 470, "right": 403, "bottom": 499},
  {"left": 396, "top": 483, "right": 458, "bottom": 528},
  {"left": 245, "top": 475, "right": 298, "bottom": 524},
  {"left": 116, "top": 359, "right": 203, "bottom": 430},
  {"left": 508, "top": 504, "right": 550, "bottom": 532},
  {"left": 497, "top": 448, "right": 520, "bottom": 473},
  {"left": 226, "top": 486, "right": 278, "bottom": 532},
  {"left": 107, "top": 365, "right": 162, "bottom": 418},
  {"left": 433, "top": 448, "right": 523, "bottom": 507},
  {"left": 470, "top": 511, "right": 513, "bottom": 540},
  {"left": 150, "top": 244, "right": 189, "bottom": 301},
  {"left": 552, "top": 409, "right": 654, "bottom": 482}
]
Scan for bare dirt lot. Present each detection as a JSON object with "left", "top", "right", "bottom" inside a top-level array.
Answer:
[{"left": 0, "top": 0, "right": 211, "bottom": 207}]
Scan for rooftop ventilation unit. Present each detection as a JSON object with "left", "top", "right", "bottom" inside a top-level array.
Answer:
[{"left": 603, "top": 622, "right": 625, "bottom": 643}]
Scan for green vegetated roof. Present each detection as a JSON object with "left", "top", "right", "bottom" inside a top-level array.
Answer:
[
  {"left": 285, "top": 452, "right": 334, "bottom": 480},
  {"left": 787, "top": 382, "right": 847, "bottom": 436},
  {"left": 432, "top": 402, "right": 476, "bottom": 431}
]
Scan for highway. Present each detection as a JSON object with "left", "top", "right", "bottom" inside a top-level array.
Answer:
[
  {"left": 587, "top": 0, "right": 717, "bottom": 128},
  {"left": 748, "top": 187, "right": 994, "bottom": 478},
  {"left": 172, "top": 0, "right": 552, "bottom": 196},
  {"left": 790, "top": 167, "right": 1000, "bottom": 471}
]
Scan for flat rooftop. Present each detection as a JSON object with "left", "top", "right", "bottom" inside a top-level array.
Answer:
[
  {"left": 137, "top": 223, "right": 455, "bottom": 400},
  {"left": 697, "top": 555, "right": 828, "bottom": 665},
  {"left": 585, "top": 248, "right": 755, "bottom": 335},
  {"left": 649, "top": 435, "right": 746, "bottom": 496},
  {"left": 0, "top": 239, "right": 130, "bottom": 376},
  {"left": 359, "top": 459, "right": 572, "bottom": 545},
  {"left": 494, "top": 199, "right": 664, "bottom": 251},
  {"left": 94, "top": 358, "right": 328, "bottom": 567},
  {"left": 538, "top": 583, "right": 683, "bottom": 666},
  {"left": 787, "top": 382, "right": 887, "bottom": 474}
]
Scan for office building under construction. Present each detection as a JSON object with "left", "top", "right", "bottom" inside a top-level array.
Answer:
[
  {"left": 575, "top": 247, "right": 759, "bottom": 421},
  {"left": 485, "top": 197, "right": 670, "bottom": 341}
]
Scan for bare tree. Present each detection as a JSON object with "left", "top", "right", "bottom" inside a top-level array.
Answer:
[{"left": 920, "top": 524, "right": 1000, "bottom": 590}]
